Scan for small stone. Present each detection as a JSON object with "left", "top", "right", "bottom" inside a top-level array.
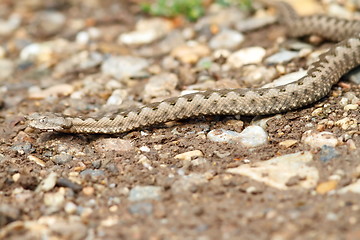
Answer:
[
  {"left": 301, "top": 130, "right": 339, "bottom": 149},
  {"left": 52, "top": 153, "right": 73, "bottom": 165},
  {"left": 207, "top": 129, "right": 241, "bottom": 144},
  {"left": 262, "top": 70, "right": 307, "bottom": 88},
  {"left": 129, "top": 202, "right": 153, "bottom": 216},
  {"left": 238, "top": 126, "right": 268, "bottom": 148},
  {"left": 265, "top": 50, "right": 298, "bottom": 65},
  {"left": 344, "top": 104, "right": 358, "bottom": 111},
  {"left": 0, "top": 14, "right": 21, "bottom": 36},
  {"left": 171, "top": 42, "right": 210, "bottom": 64},
  {"left": 101, "top": 56, "right": 149, "bottom": 80},
  {"left": 119, "top": 18, "right": 173, "bottom": 45},
  {"left": 80, "top": 169, "right": 105, "bottom": 178},
  {"left": 209, "top": 29, "right": 245, "bottom": 50},
  {"left": 82, "top": 186, "right": 94, "bottom": 196},
  {"left": 139, "top": 146, "right": 151, "bottom": 152},
  {"left": 36, "top": 172, "right": 57, "bottom": 192},
  {"left": 93, "top": 138, "right": 133, "bottom": 152},
  {"left": 56, "top": 178, "right": 82, "bottom": 192},
  {"left": 316, "top": 180, "right": 338, "bottom": 194},
  {"left": 28, "top": 155, "right": 46, "bottom": 167},
  {"left": 106, "top": 89, "right": 127, "bottom": 106},
  {"left": 227, "top": 151, "right": 318, "bottom": 189},
  {"left": 236, "top": 15, "right": 277, "bottom": 32},
  {"left": 0, "top": 59, "right": 15, "bottom": 81},
  {"left": 64, "top": 202, "right": 77, "bottom": 214},
  {"left": 319, "top": 145, "right": 339, "bottom": 162},
  {"left": 227, "top": 47, "right": 266, "bottom": 68},
  {"left": 128, "top": 186, "right": 162, "bottom": 201},
  {"left": 335, "top": 117, "right": 357, "bottom": 130},
  {"left": 44, "top": 188, "right": 65, "bottom": 209},
  {"left": 28, "top": 84, "right": 74, "bottom": 100},
  {"left": 28, "top": 11, "right": 66, "bottom": 37},
  {"left": 279, "top": 139, "right": 298, "bottom": 148},
  {"left": 20, "top": 39, "right": 71, "bottom": 65},
  {"left": 171, "top": 173, "right": 208, "bottom": 194},
  {"left": 143, "top": 73, "right": 178, "bottom": 101},
  {"left": 339, "top": 179, "right": 360, "bottom": 194},
  {"left": 11, "top": 142, "right": 34, "bottom": 155},
  {"left": 174, "top": 150, "right": 204, "bottom": 161}
]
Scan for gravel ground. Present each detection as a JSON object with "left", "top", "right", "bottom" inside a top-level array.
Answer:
[{"left": 1, "top": 0, "right": 360, "bottom": 239}]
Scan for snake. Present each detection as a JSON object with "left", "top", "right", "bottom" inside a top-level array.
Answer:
[{"left": 27, "top": 1, "right": 360, "bottom": 134}]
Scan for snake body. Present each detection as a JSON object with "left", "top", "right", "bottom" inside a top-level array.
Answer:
[{"left": 28, "top": 1, "right": 360, "bottom": 134}]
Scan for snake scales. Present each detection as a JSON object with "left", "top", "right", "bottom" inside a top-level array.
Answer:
[{"left": 28, "top": 1, "right": 360, "bottom": 134}]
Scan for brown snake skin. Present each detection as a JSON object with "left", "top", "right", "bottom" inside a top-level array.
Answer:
[{"left": 28, "top": 1, "right": 360, "bottom": 134}]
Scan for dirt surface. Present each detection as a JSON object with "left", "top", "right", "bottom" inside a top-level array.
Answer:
[{"left": 1, "top": 0, "right": 360, "bottom": 239}]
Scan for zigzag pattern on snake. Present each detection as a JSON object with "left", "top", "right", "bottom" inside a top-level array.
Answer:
[{"left": 28, "top": 1, "right": 360, "bottom": 134}]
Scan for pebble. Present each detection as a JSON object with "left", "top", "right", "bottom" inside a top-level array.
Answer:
[
  {"left": 265, "top": 50, "right": 299, "bottom": 65},
  {"left": 174, "top": 150, "right": 204, "bottom": 161},
  {"left": 27, "top": 155, "right": 46, "bottom": 167},
  {"left": 93, "top": 138, "right": 133, "bottom": 152},
  {"left": 28, "top": 84, "right": 74, "bottom": 100},
  {"left": 52, "top": 153, "right": 73, "bottom": 165},
  {"left": 128, "top": 186, "right": 162, "bottom": 201},
  {"left": 319, "top": 145, "right": 339, "bottom": 162},
  {"left": 338, "top": 179, "right": 360, "bottom": 194},
  {"left": 101, "top": 56, "right": 149, "bottom": 80},
  {"left": 20, "top": 39, "right": 72, "bottom": 65},
  {"left": 0, "top": 59, "right": 15, "bottom": 81},
  {"left": 207, "top": 126, "right": 267, "bottom": 148},
  {"left": 119, "top": 18, "right": 173, "bottom": 45},
  {"left": 0, "top": 14, "right": 21, "bottom": 36},
  {"left": 36, "top": 172, "right": 57, "bottom": 192},
  {"left": 11, "top": 142, "right": 34, "bottom": 155},
  {"left": 344, "top": 104, "right": 358, "bottom": 112},
  {"left": 44, "top": 188, "right": 65, "bottom": 210},
  {"left": 262, "top": 70, "right": 307, "bottom": 88},
  {"left": 106, "top": 89, "right": 127, "bottom": 106},
  {"left": 335, "top": 117, "right": 357, "bottom": 130},
  {"left": 143, "top": 73, "right": 178, "bottom": 101},
  {"left": 195, "top": 7, "right": 246, "bottom": 30},
  {"left": 171, "top": 173, "right": 208, "bottom": 194},
  {"left": 29, "top": 11, "right": 66, "bottom": 37},
  {"left": 316, "top": 180, "right": 337, "bottom": 194},
  {"left": 56, "top": 178, "right": 82, "bottom": 192},
  {"left": 129, "top": 202, "right": 153, "bottom": 216},
  {"left": 227, "top": 47, "right": 266, "bottom": 68},
  {"left": 54, "top": 51, "right": 104, "bottom": 77},
  {"left": 80, "top": 169, "right": 105, "bottom": 178},
  {"left": 279, "top": 139, "right": 298, "bottom": 148},
  {"left": 171, "top": 42, "right": 210, "bottom": 64},
  {"left": 327, "top": 4, "right": 353, "bottom": 19},
  {"left": 236, "top": 16, "right": 277, "bottom": 32},
  {"left": 238, "top": 126, "right": 268, "bottom": 148},
  {"left": 207, "top": 129, "right": 241, "bottom": 144},
  {"left": 64, "top": 202, "right": 78, "bottom": 214},
  {"left": 301, "top": 130, "right": 339, "bottom": 149},
  {"left": 138, "top": 30, "right": 185, "bottom": 57},
  {"left": 227, "top": 151, "right": 319, "bottom": 189},
  {"left": 209, "top": 29, "right": 244, "bottom": 50}
]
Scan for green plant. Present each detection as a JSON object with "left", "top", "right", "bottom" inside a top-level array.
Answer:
[
  {"left": 141, "top": 0, "right": 205, "bottom": 21},
  {"left": 216, "top": 0, "right": 253, "bottom": 11}
]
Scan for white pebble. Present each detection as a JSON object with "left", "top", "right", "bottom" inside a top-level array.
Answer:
[
  {"left": 209, "top": 29, "right": 245, "bottom": 50},
  {"left": 227, "top": 151, "right": 318, "bottom": 190},
  {"left": 301, "top": 130, "right": 339, "bottom": 149},
  {"left": 238, "top": 126, "right": 268, "bottom": 148},
  {"left": 227, "top": 47, "right": 266, "bottom": 68}
]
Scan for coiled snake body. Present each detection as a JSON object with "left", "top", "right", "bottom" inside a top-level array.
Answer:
[{"left": 28, "top": 1, "right": 360, "bottom": 134}]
